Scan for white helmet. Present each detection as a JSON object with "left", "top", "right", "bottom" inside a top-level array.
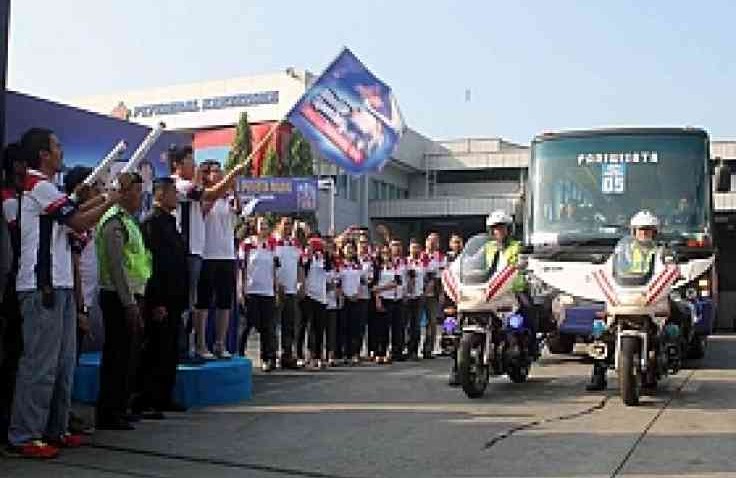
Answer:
[
  {"left": 486, "top": 210, "right": 512, "bottom": 228},
  {"left": 630, "top": 210, "right": 659, "bottom": 229}
]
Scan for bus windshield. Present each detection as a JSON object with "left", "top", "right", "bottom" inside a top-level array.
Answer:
[{"left": 528, "top": 131, "right": 710, "bottom": 245}]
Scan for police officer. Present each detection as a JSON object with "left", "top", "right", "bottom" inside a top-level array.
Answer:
[
  {"left": 95, "top": 173, "right": 151, "bottom": 430},
  {"left": 449, "top": 211, "right": 531, "bottom": 385},
  {"left": 586, "top": 210, "right": 658, "bottom": 391}
]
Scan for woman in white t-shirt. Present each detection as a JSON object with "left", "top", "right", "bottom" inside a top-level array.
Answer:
[
  {"left": 340, "top": 240, "right": 364, "bottom": 365},
  {"left": 302, "top": 235, "right": 329, "bottom": 369},
  {"left": 239, "top": 217, "right": 278, "bottom": 372},
  {"left": 371, "top": 244, "right": 398, "bottom": 364}
]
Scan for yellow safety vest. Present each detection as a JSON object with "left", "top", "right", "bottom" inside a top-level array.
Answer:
[
  {"left": 485, "top": 239, "right": 526, "bottom": 292},
  {"left": 96, "top": 205, "right": 152, "bottom": 292}
]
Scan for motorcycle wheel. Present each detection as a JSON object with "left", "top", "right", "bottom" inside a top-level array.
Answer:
[
  {"left": 458, "top": 333, "right": 488, "bottom": 399},
  {"left": 619, "top": 336, "right": 641, "bottom": 406}
]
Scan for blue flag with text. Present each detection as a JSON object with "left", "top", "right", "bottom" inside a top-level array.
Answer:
[{"left": 287, "top": 48, "right": 405, "bottom": 175}]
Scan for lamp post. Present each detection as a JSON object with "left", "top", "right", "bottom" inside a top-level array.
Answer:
[{"left": 318, "top": 178, "right": 335, "bottom": 234}]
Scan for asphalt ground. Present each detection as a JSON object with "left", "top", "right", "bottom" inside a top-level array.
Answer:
[{"left": 3, "top": 335, "right": 736, "bottom": 478}]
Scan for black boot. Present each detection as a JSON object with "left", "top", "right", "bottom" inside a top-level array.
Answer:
[{"left": 585, "top": 363, "right": 607, "bottom": 391}]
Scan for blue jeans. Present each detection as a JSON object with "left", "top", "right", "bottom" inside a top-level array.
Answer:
[{"left": 9, "top": 289, "right": 76, "bottom": 445}]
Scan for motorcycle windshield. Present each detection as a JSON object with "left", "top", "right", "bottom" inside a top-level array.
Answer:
[
  {"left": 612, "top": 236, "right": 656, "bottom": 285},
  {"left": 458, "top": 233, "right": 496, "bottom": 284}
]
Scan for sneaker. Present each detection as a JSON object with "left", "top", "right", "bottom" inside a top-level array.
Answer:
[
  {"left": 196, "top": 349, "right": 216, "bottom": 361},
  {"left": 351, "top": 357, "right": 360, "bottom": 366},
  {"left": 9, "top": 440, "right": 59, "bottom": 459},
  {"left": 296, "top": 359, "right": 306, "bottom": 368},
  {"left": 262, "top": 361, "right": 274, "bottom": 372},
  {"left": 328, "top": 359, "right": 337, "bottom": 367},
  {"left": 214, "top": 348, "right": 232, "bottom": 360},
  {"left": 47, "top": 433, "right": 85, "bottom": 449}
]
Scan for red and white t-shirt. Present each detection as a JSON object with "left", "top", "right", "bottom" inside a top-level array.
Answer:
[
  {"left": 304, "top": 252, "right": 328, "bottom": 304},
  {"left": 1, "top": 187, "right": 19, "bottom": 227},
  {"left": 239, "top": 237, "right": 276, "bottom": 297},
  {"left": 422, "top": 250, "right": 446, "bottom": 297},
  {"left": 405, "top": 255, "right": 429, "bottom": 299},
  {"left": 273, "top": 235, "right": 301, "bottom": 295},
  {"left": 340, "top": 260, "right": 363, "bottom": 299},
  {"left": 378, "top": 258, "right": 406, "bottom": 300},
  {"left": 173, "top": 175, "right": 205, "bottom": 257},
  {"left": 16, "top": 169, "right": 78, "bottom": 291}
]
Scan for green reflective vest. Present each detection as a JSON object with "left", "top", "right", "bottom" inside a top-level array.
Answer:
[
  {"left": 96, "top": 205, "right": 152, "bottom": 293},
  {"left": 485, "top": 239, "right": 526, "bottom": 292},
  {"left": 622, "top": 241, "right": 655, "bottom": 275}
]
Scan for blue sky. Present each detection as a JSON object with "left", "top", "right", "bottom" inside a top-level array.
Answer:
[{"left": 8, "top": 0, "right": 736, "bottom": 144}]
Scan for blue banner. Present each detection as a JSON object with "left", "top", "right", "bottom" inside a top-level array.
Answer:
[
  {"left": 287, "top": 48, "right": 405, "bottom": 175},
  {"left": 236, "top": 177, "right": 317, "bottom": 213}
]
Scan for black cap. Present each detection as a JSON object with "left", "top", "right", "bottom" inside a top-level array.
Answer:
[{"left": 64, "top": 166, "right": 94, "bottom": 194}]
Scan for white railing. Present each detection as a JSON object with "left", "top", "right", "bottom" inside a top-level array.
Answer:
[
  {"left": 424, "top": 151, "right": 530, "bottom": 170},
  {"left": 369, "top": 195, "right": 522, "bottom": 218}
]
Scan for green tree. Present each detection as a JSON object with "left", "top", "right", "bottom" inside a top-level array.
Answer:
[
  {"left": 261, "top": 145, "right": 280, "bottom": 177},
  {"left": 226, "top": 112, "right": 252, "bottom": 174},
  {"left": 286, "top": 130, "right": 314, "bottom": 177}
]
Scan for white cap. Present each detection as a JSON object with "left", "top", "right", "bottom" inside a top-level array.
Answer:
[
  {"left": 630, "top": 210, "right": 659, "bottom": 229},
  {"left": 486, "top": 210, "right": 512, "bottom": 228}
]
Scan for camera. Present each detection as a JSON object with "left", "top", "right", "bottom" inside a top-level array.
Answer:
[
  {"left": 394, "top": 274, "right": 403, "bottom": 286},
  {"left": 273, "top": 256, "right": 281, "bottom": 268}
]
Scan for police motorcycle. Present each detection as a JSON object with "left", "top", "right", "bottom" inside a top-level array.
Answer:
[
  {"left": 442, "top": 233, "right": 535, "bottom": 399},
  {"left": 587, "top": 230, "right": 684, "bottom": 406}
]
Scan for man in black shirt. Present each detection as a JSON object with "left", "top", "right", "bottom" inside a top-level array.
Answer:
[{"left": 133, "top": 178, "right": 189, "bottom": 416}]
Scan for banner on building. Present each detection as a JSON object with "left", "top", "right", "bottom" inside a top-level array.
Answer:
[
  {"left": 287, "top": 48, "right": 405, "bottom": 175},
  {"left": 236, "top": 177, "right": 317, "bottom": 213}
]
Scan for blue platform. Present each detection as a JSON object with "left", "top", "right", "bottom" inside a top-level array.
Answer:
[{"left": 73, "top": 352, "right": 252, "bottom": 408}]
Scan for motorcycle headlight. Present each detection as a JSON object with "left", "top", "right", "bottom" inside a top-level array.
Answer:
[{"left": 508, "top": 313, "right": 524, "bottom": 329}]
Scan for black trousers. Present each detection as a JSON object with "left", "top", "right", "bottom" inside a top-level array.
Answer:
[
  {"left": 278, "top": 294, "right": 298, "bottom": 359},
  {"left": 367, "top": 298, "right": 379, "bottom": 356},
  {"left": 304, "top": 297, "right": 327, "bottom": 360},
  {"left": 326, "top": 309, "right": 338, "bottom": 357},
  {"left": 242, "top": 294, "right": 276, "bottom": 361},
  {"left": 405, "top": 298, "right": 423, "bottom": 356},
  {"left": 335, "top": 308, "right": 349, "bottom": 359},
  {"left": 135, "top": 301, "right": 183, "bottom": 411},
  {"left": 0, "top": 282, "right": 22, "bottom": 437},
  {"left": 296, "top": 298, "right": 309, "bottom": 360},
  {"left": 384, "top": 299, "right": 404, "bottom": 357},
  {"left": 344, "top": 299, "right": 365, "bottom": 358},
  {"left": 357, "top": 298, "right": 370, "bottom": 356},
  {"left": 97, "top": 291, "right": 141, "bottom": 422},
  {"left": 373, "top": 299, "right": 392, "bottom": 357}
]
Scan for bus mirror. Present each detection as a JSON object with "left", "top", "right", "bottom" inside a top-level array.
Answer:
[{"left": 714, "top": 160, "right": 732, "bottom": 193}]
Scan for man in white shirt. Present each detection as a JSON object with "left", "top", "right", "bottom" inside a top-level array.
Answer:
[
  {"left": 405, "top": 238, "right": 426, "bottom": 361},
  {"left": 273, "top": 216, "right": 302, "bottom": 369},
  {"left": 169, "top": 147, "right": 246, "bottom": 362},
  {"left": 193, "top": 161, "right": 239, "bottom": 360},
  {"left": 8, "top": 128, "right": 121, "bottom": 458},
  {"left": 422, "top": 232, "right": 445, "bottom": 359}
]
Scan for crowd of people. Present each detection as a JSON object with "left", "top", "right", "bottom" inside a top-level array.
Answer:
[{"left": 0, "top": 127, "right": 467, "bottom": 460}]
